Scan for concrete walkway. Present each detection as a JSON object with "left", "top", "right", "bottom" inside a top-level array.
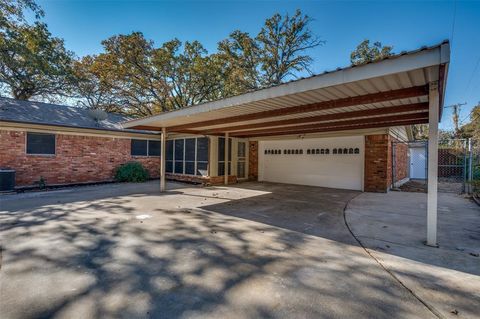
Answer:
[
  {"left": 1, "top": 181, "right": 437, "bottom": 319},
  {"left": 346, "top": 191, "right": 480, "bottom": 319}
]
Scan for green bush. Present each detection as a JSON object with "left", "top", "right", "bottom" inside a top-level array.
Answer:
[{"left": 115, "top": 162, "right": 149, "bottom": 182}]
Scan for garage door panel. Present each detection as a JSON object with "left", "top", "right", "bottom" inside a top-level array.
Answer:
[{"left": 259, "top": 136, "right": 364, "bottom": 190}]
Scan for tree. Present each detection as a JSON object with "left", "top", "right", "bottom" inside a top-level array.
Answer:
[
  {"left": 350, "top": 39, "right": 393, "bottom": 65},
  {"left": 154, "top": 39, "right": 226, "bottom": 109},
  {"left": 92, "top": 32, "right": 170, "bottom": 116},
  {"left": 461, "top": 104, "right": 480, "bottom": 140},
  {"left": 0, "top": 21, "right": 75, "bottom": 100},
  {"left": 74, "top": 33, "right": 231, "bottom": 116},
  {"left": 72, "top": 56, "right": 119, "bottom": 111},
  {"left": 217, "top": 31, "right": 261, "bottom": 95},
  {"left": 218, "top": 9, "right": 323, "bottom": 90},
  {"left": 257, "top": 10, "right": 323, "bottom": 85},
  {"left": 0, "top": 0, "right": 43, "bottom": 27},
  {"left": 412, "top": 124, "right": 429, "bottom": 140},
  {"left": 72, "top": 10, "right": 323, "bottom": 116}
]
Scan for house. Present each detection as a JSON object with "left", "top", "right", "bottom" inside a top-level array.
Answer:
[
  {"left": 0, "top": 98, "right": 161, "bottom": 186},
  {"left": 0, "top": 41, "right": 449, "bottom": 245},
  {"left": 0, "top": 97, "right": 413, "bottom": 190},
  {"left": 123, "top": 41, "right": 450, "bottom": 246}
]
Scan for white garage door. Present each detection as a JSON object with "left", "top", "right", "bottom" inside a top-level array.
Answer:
[{"left": 258, "top": 136, "right": 364, "bottom": 190}]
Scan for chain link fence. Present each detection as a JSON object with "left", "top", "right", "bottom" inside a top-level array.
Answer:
[
  {"left": 391, "top": 138, "right": 476, "bottom": 194},
  {"left": 467, "top": 139, "right": 480, "bottom": 197},
  {"left": 438, "top": 139, "right": 468, "bottom": 193}
]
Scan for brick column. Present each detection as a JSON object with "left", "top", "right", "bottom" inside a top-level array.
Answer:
[
  {"left": 364, "top": 134, "right": 390, "bottom": 192},
  {"left": 248, "top": 141, "right": 258, "bottom": 181}
]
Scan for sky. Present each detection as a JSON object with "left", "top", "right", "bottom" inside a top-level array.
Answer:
[{"left": 34, "top": 0, "right": 480, "bottom": 130}]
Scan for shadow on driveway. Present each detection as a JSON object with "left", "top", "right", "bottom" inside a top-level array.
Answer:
[{"left": 1, "top": 181, "right": 437, "bottom": 319}]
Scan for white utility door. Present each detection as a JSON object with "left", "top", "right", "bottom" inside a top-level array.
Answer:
[
  {"left": 258, "top": 136, "right": 364, "bottom": 190},
  {"left": 410, "top": 147, "right": 426, "bottom": 179}
]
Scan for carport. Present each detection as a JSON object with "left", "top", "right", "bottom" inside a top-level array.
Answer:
[{"left": 123, "top": 41, "right": 450, "bottom": 246}]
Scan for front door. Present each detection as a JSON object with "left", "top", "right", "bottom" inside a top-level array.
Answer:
[{"left": 410, "top": 148, "right": 426, "bottom": 179}]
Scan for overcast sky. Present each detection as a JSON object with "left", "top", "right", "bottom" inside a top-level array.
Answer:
[{"left": 35, "top": 0, "right": 480, "bottom": 130}]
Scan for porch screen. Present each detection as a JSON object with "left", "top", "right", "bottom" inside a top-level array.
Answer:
[
  {"left": 164, "top": 137, "right": 209, "bottom": 176},
  {"left": 218, "top": 137, "right": 232, "bottom": 176}
]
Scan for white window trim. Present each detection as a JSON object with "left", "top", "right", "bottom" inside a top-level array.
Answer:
[{"left": 168, "top": 137, "right": 208, "bottom": 176}]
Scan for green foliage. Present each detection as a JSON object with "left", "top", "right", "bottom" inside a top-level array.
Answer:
[
  {"left": 350, "top": 39, "right": 393, "bottom": 65},
  {"left": 218, "top": 9, "right": 323, "bottom": 91},
  {"left": 35, "top": 175, "right": 46, "bottom": 188},
  {"left": 71, "top": 55, "right": 118, "bottom": 111},
  {"left": 0, "top": 19, "right": 75, "bottom": 100},
  {"left": 0, "top": 0, "right": 43, "bottom": 27},
  {"left": 1, "top": 3, "right": 322, "bottom": 114},
  {"left": 460, "top": 104, "right": 480, "bottom": 139},
  {"left": 71, "top": 9, "right": 322, "bottom": 116},
  {"left": 114, "top": 162, "right": 149, "bottom": 183},
  {"left": 412, "top": 124, "right": 429, "bottom": 140}
]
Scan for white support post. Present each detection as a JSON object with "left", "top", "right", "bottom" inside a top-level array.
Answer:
[
  {"left": 160, "top": 127, "right": 166, "bottom": 192},
  {"left": 427, "top": 81, "right": 439, "bottom": 246},
  {"left": 224, "top": 132, "right": 229, "bottom": 185}
]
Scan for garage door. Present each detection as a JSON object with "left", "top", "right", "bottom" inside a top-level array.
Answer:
[{"left": 258, "top": 136, "right": 364, "bottom": 190}]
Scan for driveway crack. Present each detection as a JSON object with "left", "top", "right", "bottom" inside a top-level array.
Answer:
[{"left": 342, "top": 194, "right": 445, "bottom": 319}]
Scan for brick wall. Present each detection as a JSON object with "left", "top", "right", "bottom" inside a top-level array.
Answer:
[
  {"left": 165, "top": 173, "right": 237, "bottom": 185},
  {"left": 389, "top": 139, "right": 408, "bottom": 184},
  {"left": 365, "top": 134, "right": 409, "bottom": 192},
  {"left": 364, "top": 134, "right": 390, "bottom": 192},
  {"left": 0, "top": 130, "right": 160, "bottom": 187},
  {"left": 248, "top": 141, "right": 258, "bottom": 181}
]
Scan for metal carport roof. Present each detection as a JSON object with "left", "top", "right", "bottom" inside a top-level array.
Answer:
[{"left": 123, "top": 41, "right": 449, "bottom": 138}]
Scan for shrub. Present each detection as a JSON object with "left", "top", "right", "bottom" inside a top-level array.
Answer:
[{"left": 115, "top": 162, "right": 149, "bottom": 182}]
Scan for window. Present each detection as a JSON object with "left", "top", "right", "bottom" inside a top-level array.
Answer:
[
  {"left": 196, "top": 137, "right": 209, "bottom": 176},
  {"left": 164, "top": 137, "right": 209, "bottom": 176},
  {"left": 131, "top": 139, "right": 148, "bottom": 156},
  {"left": 166, "top": 140, "right": 174, "bottom": 173},
  {"left": 26, "top": 133, "right": 55, "bottom": 155},
  {"left": 218, "top": 137, "right": 232, "bottom": 176},
  {"left": 131, "top": 139, "right": 161, "bottom": 156},
  {"left": 148, "top": 140, "right": 161, "bottom": 156},
  {"left": 174, "top": 139, "right": 185, "bottom": 174},
  {"left": 184, "top": 138, "right": 195, "bottom": 175}
]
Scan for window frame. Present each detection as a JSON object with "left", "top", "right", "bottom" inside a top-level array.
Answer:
[
  {"left": 26, "top": 132, "right": 56, "bottom": 156},
  {"left": 130, "top": 138, "right": 161, "bottom": 157},
  {"left": 165, "top": 137, "right": 209, "bottom": 176},
  {"left": 218, "top": 137, "right": 232, "bottom": 176},
  {"left": 148, "top": 140, "right": 161, "bottom": 157}
]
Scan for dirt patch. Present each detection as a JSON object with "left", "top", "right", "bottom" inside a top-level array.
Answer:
[{"left": 398, "top": 180, "right": 427, "bottom": 193}]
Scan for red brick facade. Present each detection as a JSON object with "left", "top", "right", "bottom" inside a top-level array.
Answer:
[
  {"left": 364, "top": 134, "right": 390, "bottom": 192},
  {"left": 248, "top": 141, "right": 258, "bottom": 181},
  {"left": 364, "top": 134, "right": 409, "bottom": 192},
  {"left": 165, "top": 173, "right": 237, "bottom": 185},
  {"left": 0, "top": 130, "right": 160, "bottom": 187},
  {"left": 2, "top": 128, "right": 407, "bottom": 192},
  {"left": 388, "top": 138, "right": 408, "bottom": 186}
]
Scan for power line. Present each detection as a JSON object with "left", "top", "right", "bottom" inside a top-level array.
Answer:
[
  {"left": 450, "top": 0, "right": 457, "bottom": 48},
  {"left": 459, "top": 102, "right": 479, "bottom": 125},
  {"left": 464, "top": 56, "right": 480, "bottom": 96},
  {"left": 444, "top": 102, "right": 466, "bottom": 109}
]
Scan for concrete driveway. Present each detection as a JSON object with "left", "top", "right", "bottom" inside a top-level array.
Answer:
[
  {"left": 346, "top": 191, "right": 480, "bottom": 319},
  {"left": 1, "top": 181, "right": 439, "bottom": 319}
]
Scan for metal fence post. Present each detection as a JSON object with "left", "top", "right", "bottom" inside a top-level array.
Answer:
[
  {"left": 463, "top": 139, "right": 467, "bottom": 193},
  {"left": 468, "top": 138, "right": 473, "bottom": 194}
]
